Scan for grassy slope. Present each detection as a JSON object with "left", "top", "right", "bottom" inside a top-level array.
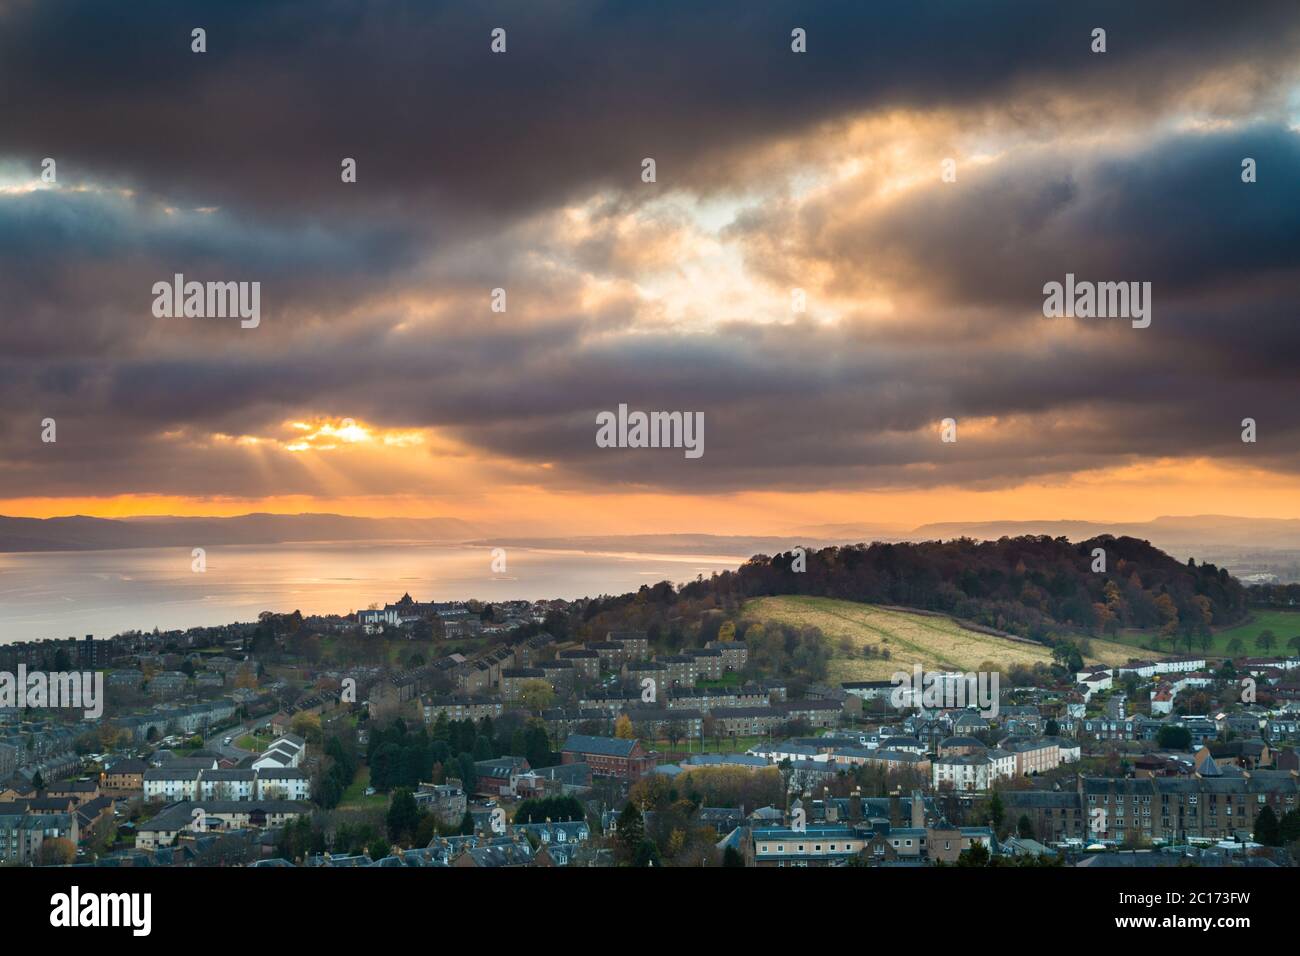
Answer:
[
  {"left": 338, "top": 766, "right": 389, "bottom": 811},
  {"left": 742, "top": 595, "right": 1138, "bottom": 682},
  {"left": 1110, "top": 609, "right": 1300, "bottom": 658}
]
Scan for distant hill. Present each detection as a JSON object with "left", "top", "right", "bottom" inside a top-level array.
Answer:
[
  {"left": 908, "top": 515, "right": 1300, "bottom": 551},
  {"left": 469, "top": 533, "right": 839, "bottom": 559},
  {"left": 483, "top": 515, "right": 1300, "bottom": 562},
  {"left": 0, "top": 513, "right": 477, "bottom": 552}
]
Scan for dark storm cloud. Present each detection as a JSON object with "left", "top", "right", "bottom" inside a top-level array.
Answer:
[
  {"left": 4, "top": 291, "right": 1296, "bottom": 498},
  {"left": 0, "top": 187, "right": 421, "bottom": 359},
  {"left": 2, "top": 0, "right": 1297, "bottom": 226},
  {"left": 759, "top": 124, "right": 1300, "bottom": 322},
  {"left": 2, "top": 131, "right": 1298, "bottom": 496},
  {"left": 1, "top": 1, "right": 1298, "bottom": 500}
]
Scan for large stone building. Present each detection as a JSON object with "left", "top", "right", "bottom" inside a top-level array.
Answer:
[{"left": 1003, "top": 770, "right": 1299, "bottom": 844}]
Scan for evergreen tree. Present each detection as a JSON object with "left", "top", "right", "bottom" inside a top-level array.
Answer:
[
  {"left": 987, "top": 792, "right": 1005, "bottom": 830},
  {"left": 616, "top": 801, "right": 645, "bottom": 862},
  {"left": 523, "top": 721, "right": 552, "bottom": 768},
  {"left": 634, "top": 838, "right": 661, "bottom": 867},
  {"left": 956, "top": 842, "right": 990, "bottom": 866},
  {"left": 386, "top": 788, "right": 421, "bottom": 845},
  {"left": 1254, "top": 805, "right": 1281, "bottom": 846},
  {"left": 1278, "top": 809, "right": 1300, "bottom": 845}
]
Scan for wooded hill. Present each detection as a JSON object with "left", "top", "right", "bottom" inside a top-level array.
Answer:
[{"left": 580, "top": 535, "right": 1248, "bottom": 650}]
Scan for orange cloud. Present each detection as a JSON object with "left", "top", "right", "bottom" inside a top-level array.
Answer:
[{"left": 5, "top": 458, "right": 1298, "bottom": 537}]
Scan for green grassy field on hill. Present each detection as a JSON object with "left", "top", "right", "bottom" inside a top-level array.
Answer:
[
  {"left": 1109, "top": 609, "right": 1300, "bottom": 658},
  {"left": 741, "top": 595, "right": 1139, "bottom": 683}
]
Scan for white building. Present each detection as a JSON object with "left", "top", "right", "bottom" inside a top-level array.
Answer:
[
  {"left": 143, "top": 768, "right": 203, "bottom": 802},
  {"left": 150, "top": 766, "right": 311, "bottom": 803},
  {"left": 1117, "top": 657, "right": 1206, "bottom": 679},
  {"left": 932, "top": 753, "right": 994, "bottom": 792},
  {"left": 251, "top": 733, "right": 306, "bottom": 770},
  {"left": 200, "top": 769, "right": 256, "bottom": 801},
  {"left": 256, "top": 769, "right": 311, "bottom": 801}
]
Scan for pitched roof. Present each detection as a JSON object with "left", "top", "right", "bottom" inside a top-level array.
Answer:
[{"left": 561, "top": 734, "right": 639, "bottom": 757}]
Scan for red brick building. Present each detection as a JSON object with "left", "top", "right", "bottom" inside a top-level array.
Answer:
[{"left": 560, "top": 734, "right": 656, "bottom": 782}]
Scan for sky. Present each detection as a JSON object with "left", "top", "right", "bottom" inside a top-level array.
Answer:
[{"left": 2, "top": 0, "right": 1298, "bottom": 536}]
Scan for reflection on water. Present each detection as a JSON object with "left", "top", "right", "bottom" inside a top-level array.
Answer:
[{"left": 0, "top": 542, "right": 742, "bottom": 641}]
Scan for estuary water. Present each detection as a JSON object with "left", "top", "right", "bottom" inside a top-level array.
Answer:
[{"left": 0, "top": 541, "right": 744, "bottom": 641}]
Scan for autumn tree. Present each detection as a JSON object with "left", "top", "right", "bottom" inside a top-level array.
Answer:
[
  {"left": 291, "top": 711, "right": 323, "bottom": 746},
  {"left": 1154, "top": 593, "right": 1179, "bottom": 640},
  {"left": 517, "top": 679, "right": 554, "bottom": 715},
  {"left": 38, "top": 838, "right": 75, "bottom": 866}
]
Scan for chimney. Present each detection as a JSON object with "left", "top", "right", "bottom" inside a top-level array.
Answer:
[
  {"left": 824, "top": 787, "right": 838, "bottom": 823},
  {"left": 910, "top": 789, "right": 925, "bottom": 829},
  {"left": 848, "top": 788, "right": 862, "bottom": 823}
]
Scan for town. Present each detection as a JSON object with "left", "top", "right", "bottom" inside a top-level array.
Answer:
[{"left": 4, "top": 566, "right": 1299, "bottom": 870}]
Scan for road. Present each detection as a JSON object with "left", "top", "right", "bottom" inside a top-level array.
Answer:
[{"left": 205, "top": 718, "right": 271, "bottom": 761}]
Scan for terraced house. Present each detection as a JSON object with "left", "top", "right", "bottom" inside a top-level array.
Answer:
[
  {"left": 1006, "top": 770, "right": 1299, "bottom": 844},
  {"left": 0, "top": 810, "right": 79, "bottom": 863},
  {"left": 558, "top": 649, "right": 600, "bottom": 681},
  {"left": 135, "top": 800, "right": 309, "bottom": 849},
  {"left": 145, "top": 765, "right": 311, "bottom": 802},
  {"left": 1085, "top": 770, "right": 1299, "bottom": 843},
  {"left": 537, "top": 659, "right": 576, "bottom": 694},
  {"left": 606, "top": 631, "right": 649, "bottom": 661},
  {"left": 423, "top": 696, "right": 503, "bottom": 724},
  {"left": 658, "top": 655, "right": 699, "bottom": 689},
  {"left": 664, "top": 685, "right": 770, "bottom": 712},
  {"left": 585, "top": 641, "right": 626, "bottom": 670},
  {"left": 1001, "top": 737, "right": 1064, "bottom": 776},
  {"left": 501, "top": 668, "right": 546, "bottom": 702},
  {"left": 1001, "top": 790, "right": 1086, "bottom": 843},
  {"left": 705, "top": 639, "right": 748, "bottom": 672}
]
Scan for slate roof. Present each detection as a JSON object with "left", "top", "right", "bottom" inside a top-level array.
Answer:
[{"left": 561, "top": 734, "right": 639, "bottom": 757}]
